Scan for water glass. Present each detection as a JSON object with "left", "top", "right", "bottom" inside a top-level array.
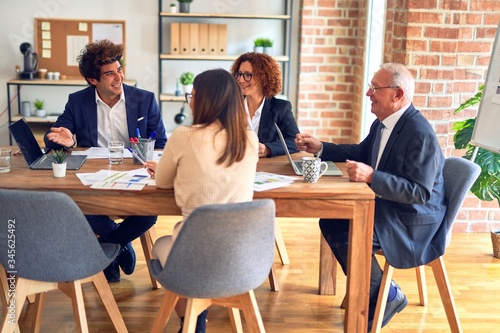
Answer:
[
  {"left": 0, "top": 149, "right": 12, "bottom": 173},
  {"left": 108, "top": 141, "right": 124, "bottom": 164}
]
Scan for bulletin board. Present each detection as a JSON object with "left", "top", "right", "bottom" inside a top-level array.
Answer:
[{"left": 34, "top": 18, "right": 126, "bottom": 79}]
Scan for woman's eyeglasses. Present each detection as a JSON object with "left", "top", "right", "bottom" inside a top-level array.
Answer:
[
  {"left": 185, "top": 92, "right": 192, "bottom": 103},
  {"left": 234, "top": 72, "right": 253, "bottom": 82}
]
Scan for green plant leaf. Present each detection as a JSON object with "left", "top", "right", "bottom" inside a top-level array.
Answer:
[
  {"left": 179, "top": 72, "right": 194, "bottom": 85},
  {"left": 254, "top": 38, "right": 265, "bottom": 47},
  {"left": 452, "top": 118, "right": 475, "bottom": 150},
  {"left": 34, "top": 98, "right": 44, "bottom": 110},
  {"left": 470, "top": 171, "right": 500, "bottom": 204},
  {"left": 262, "top": 38, "right": 273, "bottom": 47},
  {"left": 474, "top": 149, "right": 500, "bottom": 175},
  {"left": 52, "top": 149, "right": 67, "bottom": 164}
]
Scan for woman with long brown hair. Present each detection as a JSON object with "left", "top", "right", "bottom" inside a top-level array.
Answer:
[{"left": 144, "top": 68, "right": 259, "bottom": 333}]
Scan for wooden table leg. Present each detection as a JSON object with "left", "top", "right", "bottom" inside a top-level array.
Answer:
[
  {"left": 344, "top": 200, "right": 374, "bottom": 333},
  {"left": 319, "top": 234, "right": 337, "bottom": 295}
]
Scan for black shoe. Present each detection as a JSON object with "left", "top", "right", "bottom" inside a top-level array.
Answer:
[
  {"left": 118, "top": 242, "right": 136, "bottom": 275},
  {"left": 178, "top": 310, "right": 208, "bottom": 333},
  {"left": 368, "top": 282, "right": 408, "bottom": 332},
  {"left": 103, "top": 260, "right": 120, "bottom": 282}
]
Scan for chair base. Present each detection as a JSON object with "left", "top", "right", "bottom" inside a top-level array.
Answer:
[
  {"left": 150, "top": 289, "right": 265, "bottom": 333},
  {"left": 370, "top": 256, "right": 462, "bottom": 333},
  {"left": 0, "top": 266, "right": 127, "bottom": 333}
]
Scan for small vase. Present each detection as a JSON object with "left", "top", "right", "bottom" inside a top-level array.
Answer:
[
  {"left": 182, "top": 84, "right": 193, "bottom": 94},
  {"left": 179, "top": 3, "right": 189, "bottom": 13},
  {"left": 52, "top": 162, "right": 67, "bottom": 178},
  {"left": 35, "top": 108, "right": 46, "bottom": 117},
  {"left": 264, "top": 47, "right": 274, "bottom": 56},
  {"left": 254, "top": 46, "right": 264, "bottom": 53},
  {"left": 170, "top": 6, "right": 177, "bottom": 13},
  {"left": 21, "top": 101, "right": 31, "bottom": 117}
]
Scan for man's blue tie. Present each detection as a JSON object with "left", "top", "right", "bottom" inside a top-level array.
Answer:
[{"left": 371, "top": 122, "right": 385, "bottom": 168}]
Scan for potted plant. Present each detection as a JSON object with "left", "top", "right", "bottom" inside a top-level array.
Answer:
[
  {"left": 254, "top": 38, "right": 265, "bottom": 53},
  {"left": 452, "top": 84, "right": 500, "bottom": 258},
  {"left": 178, "top": 0, "right": 193, "bottom": 13},
  {"left": 34, "top": 98, "right": 46, "bottom": 117},
  {"left": 170, "top": 3, "right": 178, "bottom": 13},
  {"left": 262, "top": 38, "right": 274, "bottom": 55},
  {"left": 51, "top": 149, "right": 67, "bottom": 178},
  {"left": 180, "top": 71, "right": 194, "bottom": 93}
]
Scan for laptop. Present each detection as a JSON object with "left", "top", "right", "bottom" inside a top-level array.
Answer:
[
  {"left": 9, "top": 118, "right": 87, "bottom": 170},
  {"left": 274, "top": 123, "right": 343, "bottom": 176}
]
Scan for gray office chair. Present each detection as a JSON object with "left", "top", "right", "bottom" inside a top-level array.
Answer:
[
  {"left": 0, "top": 189, "right": 128, "bottom": 333},
  {"left": 149, "top": 199, "right": 276, "bottom": 333},
  {"left": 370, "top": 156, "right": 481, "bottom": 333}
]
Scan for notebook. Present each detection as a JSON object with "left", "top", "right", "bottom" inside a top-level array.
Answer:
[
  {"left": 9, "top": 118, "right": 87, "bottom": 170},
  {"left": 274, "top": 123, "right": 342, "bottom": 176}
]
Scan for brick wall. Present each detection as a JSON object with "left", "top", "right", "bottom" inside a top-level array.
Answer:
[
  {"left": 297, "top": 0, "right": 363, "bottom": 143},
  {"left": 297, "top": 0, "right": 500, "bottom": 232}
]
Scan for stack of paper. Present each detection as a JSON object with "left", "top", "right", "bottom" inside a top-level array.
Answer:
[
  {"left": 77, "top": 168, "right": 154, "bottom": 190},
  {"left": 254, "top": 172, "right": 299, "bottom": 192}
]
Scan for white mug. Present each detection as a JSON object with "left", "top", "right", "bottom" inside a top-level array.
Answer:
[{"left": 302, "top": 157, "right": 328, "bottom": 183}]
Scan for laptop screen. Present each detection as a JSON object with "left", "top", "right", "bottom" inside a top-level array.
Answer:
[{"left": 9, "top": 118, "right": 45, "bottom": 166}]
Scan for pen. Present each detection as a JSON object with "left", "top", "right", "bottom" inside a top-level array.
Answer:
[
  {"left": 148, "top": 131, "right": 157, "bottom": 140},
  {"left": 127, "top": 147, "right": 146, "bottom": 164},
  {"left": 127, "top": 147, "right": 155, "bottom": 175},
  {"left": 136, "top": 128, "right": 141, "bottom": 142}
]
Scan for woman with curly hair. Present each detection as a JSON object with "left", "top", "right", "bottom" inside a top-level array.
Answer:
[{"left": 231, "top": 52, "right": 300, "bottom": 158}]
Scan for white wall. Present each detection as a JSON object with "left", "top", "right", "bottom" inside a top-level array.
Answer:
[{"left": 0, "top": 0, "right": 290, "bottom": 144}]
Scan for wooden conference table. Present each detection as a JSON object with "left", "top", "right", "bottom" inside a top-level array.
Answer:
[{"left": 0, "top": 149, "right": 374, "bottom": 332}]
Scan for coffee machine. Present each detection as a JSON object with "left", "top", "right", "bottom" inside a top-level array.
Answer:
[{"left": 19, "top": 42, "right": 38, "bottom": 79}]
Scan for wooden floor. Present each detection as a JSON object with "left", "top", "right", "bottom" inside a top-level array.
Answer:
[{"left": 12, "top": 217, "right": 500, "bottom": 332}]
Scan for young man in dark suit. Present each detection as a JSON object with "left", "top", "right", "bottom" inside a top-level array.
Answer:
[
  {"left": 44, "top": 40, "right": 167, "bottom": 282},
  {"left": 295, "top": 63, "right": 447, "bottom": 329}
]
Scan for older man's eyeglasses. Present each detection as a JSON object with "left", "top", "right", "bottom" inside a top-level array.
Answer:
[
  {"left": 185, "top": 92, "right": 192, "bottom": 103},
  {"left": 234, "top": 72, "right": 253, "bottom": 82},
  {"left": 368, "top": 84, "right": 399, "bottom": 94}
]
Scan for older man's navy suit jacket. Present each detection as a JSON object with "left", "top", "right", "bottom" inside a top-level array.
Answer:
[{"left": 321, "top": 104, "right": 447, "bottom": 269}]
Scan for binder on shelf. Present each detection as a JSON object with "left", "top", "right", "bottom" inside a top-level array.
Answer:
[
  {"left": 189, "top": 23, "right": 199, "bottom": 55},
  {"left": 180, "top": 23, "right": 190, "bottom": 55},
  {"left": 208, "top": 24, "right": 218, "bottom": 56},
  {"left": 217, "top": 24, "right": 227, "bottom": 55},
  {"left": 170, "top": 22, "right": 180, "bottom": 55},
  {"left": 198, "top": 23, "right": 209, "bottom": 55}
]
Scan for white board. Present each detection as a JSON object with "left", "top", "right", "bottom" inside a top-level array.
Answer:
[{"left": 471, "top": 20, "right": 500, "bottom": 153}]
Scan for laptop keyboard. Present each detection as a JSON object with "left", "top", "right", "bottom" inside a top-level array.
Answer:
[
  {"left": 33, "top": 155, "right": 54, "bottom": 169},
  {"left": 293, "top": 160, "right": 303, "bottom": 172}
]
